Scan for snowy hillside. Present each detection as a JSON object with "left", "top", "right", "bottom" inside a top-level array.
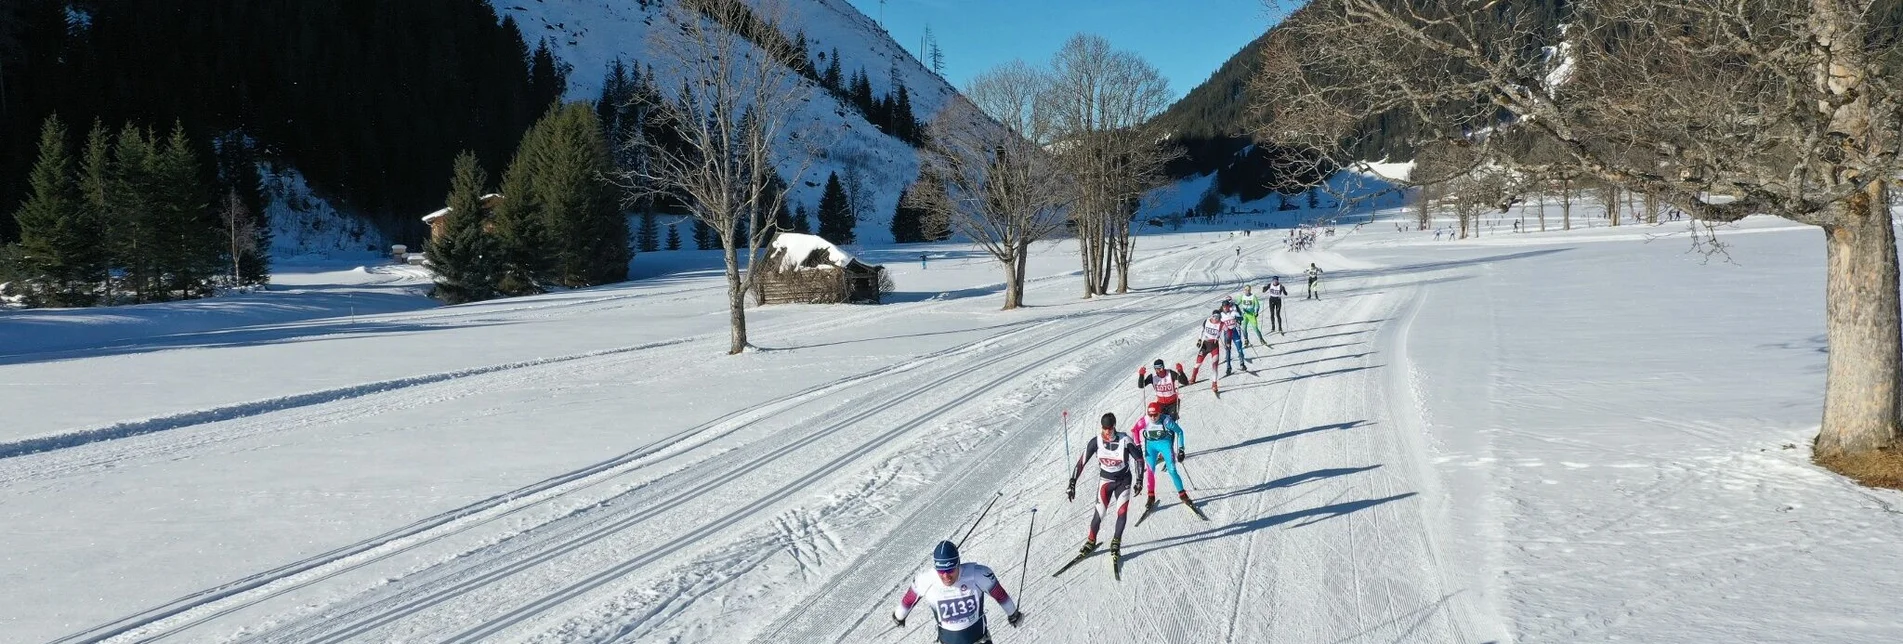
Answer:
[
  {"left": 1143, "top": 163, "right": 1414, "bottom": 228},
  {"left": 503, "top": 0, "right": 968, "bottom": 246},
  {"left": 260, "top": 163, "right": 389, "bottom": 258},
  {"left": 7, "top": 200, "right": 1903, "bottom": 642}
]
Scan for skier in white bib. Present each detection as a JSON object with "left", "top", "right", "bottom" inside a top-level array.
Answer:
[
  {"left": 1265, "top": 277, "right": 1288, "bottom": 333},
  {"left": 893, "top": 540, "right": 1022, "bottom": 644},
  {"left": 1067, "top": 413, "right": 1147, "bottom": 571},
  {"left": 1188, "top": 310, "right": 1224, "bottom": 383}
]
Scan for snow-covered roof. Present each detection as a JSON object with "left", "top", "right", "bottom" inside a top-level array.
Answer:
[
  {"left": 422, "top": 193, "right": 505, "bottom": 223},
  {"left": 769, "top": 233, "right": 857, "bottom": 271}
]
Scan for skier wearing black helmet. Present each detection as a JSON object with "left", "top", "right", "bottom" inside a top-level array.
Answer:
[
  {"left": 1062, "top": 412, "right": 1146, "bottom": 578},
  {"left": 892, "top": 540, "right": 1022, "bottom": 643}
]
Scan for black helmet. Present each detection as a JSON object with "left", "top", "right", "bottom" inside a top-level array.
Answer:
[
  {"left": 1100, "top": 412, "right": 1117, "bottom": 429},
  {"left": 1152, "top": 359, "right": 1166, "bottom": 371}
]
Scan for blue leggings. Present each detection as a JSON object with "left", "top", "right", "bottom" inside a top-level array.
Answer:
[{"left": 1145, "top": 442, "right": 1184, "bottom": 493}]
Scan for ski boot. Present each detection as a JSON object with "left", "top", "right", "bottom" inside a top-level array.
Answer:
[
  {"left": 1078, "top": 539, "right": 1098, "bottom": 557},
  {"left": 1145, "top": 494, "right": 1157, "bottom": 512},
  {"left": 1110, "top": 538, "right": 1122, "bottom": 568}
]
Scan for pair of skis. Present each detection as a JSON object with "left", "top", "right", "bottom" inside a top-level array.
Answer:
[
  {"left": 1135, "top": 495, "right": 1208, "bottom": 526},
  {"left": 1050, "top": 498, "right": 1208, "bottom": 581},
  {"left": 1051, "top": 542, "right": 1121, "bottom": 581}
]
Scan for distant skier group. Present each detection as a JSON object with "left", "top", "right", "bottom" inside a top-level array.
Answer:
[{"left": 890, "top": 263, "right": 1327, "bottom": 643}]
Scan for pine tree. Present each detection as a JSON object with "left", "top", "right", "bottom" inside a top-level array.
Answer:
[
  {"left": 694, "top": 218, "right": 717, "bottom": 250},
  {"left": 823, "top": 49, "right": 843, "bottom": 91},
  {"left": 531, "top": 103, "right": 627, "bottom": 286},
  {"left": 638, "top": 212, "right": 660, "bottom": 252},
  {"left": 495, "top": 129, "right": 554, "bottom": 295},
  {"left": 428, "top": 151, "right": 502, "bottom": 304},
  {"left": 665, "top": 221, "right": 682, "bottom": 250},
  {"left": 817, "top": 171, "right": 855, "bottom": 244},
  {"left": 893, "top": 84, "right": 919, "bottom": 144},
  {"left": 890, "top": 186, "right": 920, "bottom": 243},
  {"left": 793, "top": 203, "right": 812, "bottom": 234},
  {"left": 12, "top": 115, "right": 104, "bottom": 307},
  {"left": 850, "top": 69, "right": 875, "bottom": 117},
  {"left": 107, "top": 124, "right": 160, "bottom": 302},
  {"left": 150, "top": 123, "right": 219, "bottom": 300},
  {"left": 77, "top": 121, "right": 115, "bottom": 302}
]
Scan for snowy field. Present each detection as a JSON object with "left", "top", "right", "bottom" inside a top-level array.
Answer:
[{"left": 4, "top": 210, "right": 1902, "bottom": 643}]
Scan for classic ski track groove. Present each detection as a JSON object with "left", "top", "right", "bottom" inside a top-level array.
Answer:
[
  {"left": 226, "top": 253, "right": 1229, "bottom": 643},
  {"left": 52, "top": 245, "right": 1221, "bottom": 644}
]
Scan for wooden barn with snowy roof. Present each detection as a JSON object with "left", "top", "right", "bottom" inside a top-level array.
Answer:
[{"left": 752, "top": 233, "right": 885, "bottom": 305}]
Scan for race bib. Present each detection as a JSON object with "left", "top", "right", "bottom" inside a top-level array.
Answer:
[
  {"left": 936, "top": 594, "right": 979, "bottom": 622},
  {"left": 1145, "top": 428, "right": 1170, "bottom": 442}
]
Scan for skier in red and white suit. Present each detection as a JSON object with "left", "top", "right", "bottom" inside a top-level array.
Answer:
[
  {"left": 1137, "top": 358, "right": 1189, "bottom": 420},
  {"left": 1066, "top": 413, "right": 1146, "bottom": 567}
]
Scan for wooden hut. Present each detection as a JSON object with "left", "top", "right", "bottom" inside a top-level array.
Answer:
[
  {"left": 421, "top": 193, "right": 505, "bottom": 241},
  {"left": 753, "top": 233, "right": 885, "bottom": 305}
]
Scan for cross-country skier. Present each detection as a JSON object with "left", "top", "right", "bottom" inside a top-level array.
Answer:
[
  {"left": 1067, "top": 413, "right": 1146, "bottom": 571},
  {"left": 1189, "top": 310, "right": 1224, "bottom": 383},
  {"left": 1132, "top": 401, "right": 1194, "bottom": 512},
  {"left": 1305, "top": 263, "right": 1324, "bottom": 300},
  {"left": 1137, "top": 359, "right": 1189, "bottom": 420},
  {"left": 1237, "top": 286, "right": 1270, "bottom": 348},
  {"left": 893, "top": 540, "right": 1023, "bottom": 644},
  {"left": 1219, "top": 300, "right": 1249, "bottom": 376},
  {"left": 1266, "top": 277, "right": 1288, "bottom": 334}
]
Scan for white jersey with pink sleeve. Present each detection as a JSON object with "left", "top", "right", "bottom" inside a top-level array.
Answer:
[{"left": 892, "top": 563, "right": 1016, "bottom": 631}]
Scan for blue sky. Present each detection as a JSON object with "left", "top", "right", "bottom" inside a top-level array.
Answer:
[{"left": 843, "top": 0, "right": 1287, "bottom": 101}]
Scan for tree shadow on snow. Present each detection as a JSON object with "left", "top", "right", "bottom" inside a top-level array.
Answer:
[
  {"left": 1216, "top": 364, "right": 1384, "bottom": 395},
  {"left": 1124, "top": 487, "right": 1416, "bottom": 561},
  {"left": 1192, "top": 421, "right": 1372, "bottom": 459},
  {"left": 0, "top": 317, "right": 514, "bottom": 367},
  {"left": 1269, "top": 351, "right": 1377, "bottom": 371},
  {"left": 1194, "top": 464, "right": 1384, "bottom": 505}
]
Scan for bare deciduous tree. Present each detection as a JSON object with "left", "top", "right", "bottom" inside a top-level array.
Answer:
[
  {"left": 625, "top": 0, "right": 811, "bottom": 354},
  {"left": 220, "top": 189, "right": 255, "bottom": 287},
  {"left": 917, "top": 67, "right": 1068, "bottom": 310},
  {"left": 1256, "top": 0, "right": 1903, "bottom": 457},
  {"left": 1044, "top": 34, "right": 1175, "bottom": 297}
]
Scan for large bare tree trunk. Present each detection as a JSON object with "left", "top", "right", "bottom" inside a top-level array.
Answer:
[
  {"left": 724, "top": 246, "right": 748, "bottom": 354},
  {"left": 1416, "top": 185, "right": 1431, "bottom": 230},
  {"left": 1003, "top": 244, "right": 1031, "bottom": 310},
  {"left": 1537, "top": 190, "right": 1547, "bottom": 232},
  {"left": 1816, "top": 182, "right": 1903, "bottom": 457},
  {"left": 1561, "top": 176, "right": 1572, "bottom": 231}
]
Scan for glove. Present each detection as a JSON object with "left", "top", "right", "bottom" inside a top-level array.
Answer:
[
  {"left": 1177, "top": 450, "right": 1187, "bottom": 462},
  {"left": 1007, "top": 611, "right": 1023, "bottom": 627},
  {"left": 1138, "top": 366, "right": 1148, "bottom": 377},
  {"left": 1066, "top": 480, "right": 1076, "bottom": 502}
]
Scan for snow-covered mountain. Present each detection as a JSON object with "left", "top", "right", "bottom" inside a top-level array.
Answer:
[{"left": 500, "top": 0, "right": 966, "bottom": 246}]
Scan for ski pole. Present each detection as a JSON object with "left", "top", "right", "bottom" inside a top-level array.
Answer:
[
  {"left": 957, "top": 491, "right": 1005, "bottom": 546},
  {"left": 1061, "top": 410, "right": 1071, "bottom": 467},
  {"left": 1018, "top": 507, "right": 1036, "bottom": 600}
]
